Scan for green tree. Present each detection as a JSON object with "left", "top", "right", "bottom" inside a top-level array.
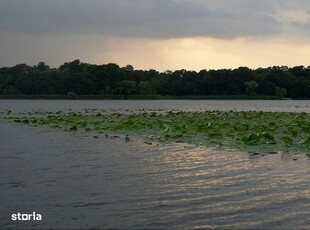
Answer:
[
  {"left": 35, "top": 62, "right": 50, "bottom": 71},
  {"left": 122, "top": 64, "right": 134, "bottom": 72},
  {"left": 275, "top": 87, "right": 287, "bottom": 98},
  {"left": 138, "top": 81, "right": 155, "bottom": 95},
  {"left": 116, "top": 80, "right": 137, "bottom": 99},
  {"left": 244, "top": 81, "right": 258, "bottom": 95}
]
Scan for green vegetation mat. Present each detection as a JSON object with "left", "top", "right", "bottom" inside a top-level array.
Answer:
[{"left": 5, "top": 111, "right": 310, "bottom": 154}]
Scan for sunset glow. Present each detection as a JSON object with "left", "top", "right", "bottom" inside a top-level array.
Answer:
[{"left": 1, "top": 0, "right": 310, "bottom": 70}]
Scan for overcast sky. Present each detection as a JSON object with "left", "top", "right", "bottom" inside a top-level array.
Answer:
[{"left": 1, "top": 0, "right": 310, "bottom": 70}]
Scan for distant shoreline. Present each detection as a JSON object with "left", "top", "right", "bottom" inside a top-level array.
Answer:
[{"left": 0, "top": 95, "right": 306, "bottom": 100}]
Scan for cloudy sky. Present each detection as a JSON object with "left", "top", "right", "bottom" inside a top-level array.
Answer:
[{"left": 1, "top": 0, "right": 310, "bottom": 70}]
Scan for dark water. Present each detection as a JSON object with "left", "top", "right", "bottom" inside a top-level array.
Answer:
[
  {"left": 0, "top": 100, "right": 310, "bottom": 229},
  {"left": 0, "top": 121, "right": 309, "bottom": 229}
]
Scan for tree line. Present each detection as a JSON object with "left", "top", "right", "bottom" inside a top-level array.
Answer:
[{"left": 0, "top": 60, "right": 309, "bottom": 99}]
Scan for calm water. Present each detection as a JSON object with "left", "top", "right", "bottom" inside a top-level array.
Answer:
[
  {"left": 0, "top": 99, "right": 310, "bottom": 113},
  {"left": 0, "top": 100, "right": 309, "bottom": 229}
]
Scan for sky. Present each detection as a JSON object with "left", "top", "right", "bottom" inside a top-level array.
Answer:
[{"left": 1, "top": 0, "right": 310, "bottom": 71}]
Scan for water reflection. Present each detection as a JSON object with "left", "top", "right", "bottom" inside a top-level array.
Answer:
[{"left": 0, "top": 122, "right": 309, "bottom": 229}]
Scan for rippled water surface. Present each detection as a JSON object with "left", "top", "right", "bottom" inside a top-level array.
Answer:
[
  {"left": 0, "top": 100, "right": 310, "bottom": 229},
  {"left": 0, "top": 99, "right": 310, "bottom": 113}
]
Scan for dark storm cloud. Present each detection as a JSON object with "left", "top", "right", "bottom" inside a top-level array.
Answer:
[{"left": 0, "top": 0, "right": 289, "bottom": 39}]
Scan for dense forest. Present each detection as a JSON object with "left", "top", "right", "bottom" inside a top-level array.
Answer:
[{"left": 0, "top": 60, "right": 309, "bottom": 99}]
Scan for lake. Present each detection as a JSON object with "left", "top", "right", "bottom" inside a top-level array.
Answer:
[
  {"left": 1, "top": 99, "right": 310, "bottom": 113},
  {"left": 0, "top": 100, "right": 309, "bottom": 229}
]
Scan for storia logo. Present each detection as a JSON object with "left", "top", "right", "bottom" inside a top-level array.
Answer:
[{"left": 11, "top": 212, "right": 42, "bottom": 221}]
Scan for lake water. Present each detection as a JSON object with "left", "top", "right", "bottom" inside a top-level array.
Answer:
[
  {"left": 0, "top": 99, "right": 310, "bottom": 113},
  {"left": 0, "top": 100, "right": 309, "bottom": 229}
]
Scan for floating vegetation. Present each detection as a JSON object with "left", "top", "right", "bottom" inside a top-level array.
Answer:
[{"left": 5, "top": 111, "right": 310, "bottom": 154}]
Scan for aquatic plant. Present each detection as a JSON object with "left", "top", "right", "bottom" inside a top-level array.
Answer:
[{"left": 5, "top": 110, "right": 310, "bottom": 154}]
